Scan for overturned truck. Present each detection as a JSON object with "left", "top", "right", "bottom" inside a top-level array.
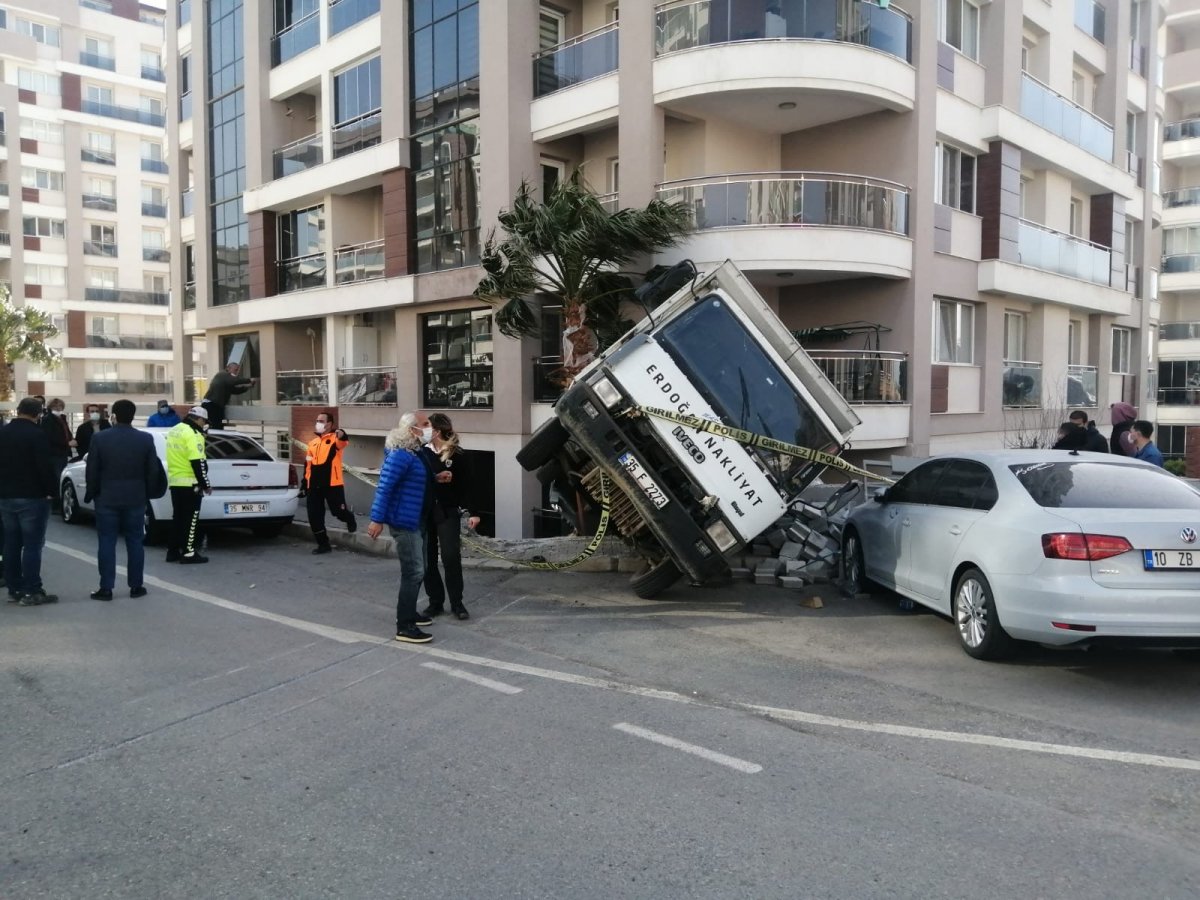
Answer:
[{"left": 518, "top": 260, "right": 860, "bottom": 598}]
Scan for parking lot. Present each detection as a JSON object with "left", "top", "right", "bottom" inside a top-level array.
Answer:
[{"left": 3, "top": 518, "right": 1199, "bottom": 897}]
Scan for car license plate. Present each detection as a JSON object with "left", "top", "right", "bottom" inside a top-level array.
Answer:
[
  {"left": 225, "top": 502, "right": 267, "bottom": 515},
  {"left": 1144, "top": 550, "right": 1200, "bottom": 570},
  {"left": 617, "top": 452, "right": 669, "bottom": 509}
]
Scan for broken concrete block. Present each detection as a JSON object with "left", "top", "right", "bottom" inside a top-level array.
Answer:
[
  {"left": 755, "top": 573, "right": 778, "bottom": 585},
  {"left": 778, "top": 576, "right": 806, "bottom": 590},
  {"left": 766, "top": 529, "right": 788, "bottom": 550},
  {"left": 778, "top": 541, "right": 804, "bottom": 560},
  {"left": 730, "top": 567, "right": 753, "bottom": 580},
  {"left": 752, "top": 544, "right": 774, "bottom": 557},
  {"left": 800, "top": 595, "right": 825, "bottom": 609},
  {"left": 786, "top": 523, "right": 811, "bottom": 544},
  {"left": 784, "top": 560, "right": 809, "bottom": 576}
]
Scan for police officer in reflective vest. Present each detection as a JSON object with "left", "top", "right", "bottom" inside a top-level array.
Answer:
[
  {"left": 165, "top": 407, "right": 212, "bottom": 564},
  {"left": 303, "top": 412, "right": 356, "bottom": 554}
]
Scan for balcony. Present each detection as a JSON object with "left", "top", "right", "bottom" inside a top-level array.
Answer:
[
  {"left": 1019, "top": 73, "right": 1113, "bottom": 162},
  {"left": 83, "top": 240, "right": 118, "bottom": 258},
  {"left": 87, "top": 333, "right": 173, "bottom": 351},
  {"left": 808, "top": 351, "right": 907, "bottom": 404},
  {"left": 1162, "top": 254, "right": 1200, "bottom": 293},
  {"left": 533, "top": 23, "right": 619, "bottom": 98},
  {"left": 79, "top": 0, "right": 112, "bottom": 11},
  {"left": 278, "top": 252, "right": 327, "bottom": 293},
  {"left": 1017, "top": 219, "right": 1111, "bottom": 286},
  {"left": 273, "top": 132, "right": 323, "bottom": 179},
  {"left": 183, "top": 282, "right": 196, "bottom": 310},
  {"left": 82, "top": 194, "right": 117, "bottom": 212},
  {"left": 1067, "top": 364, "right": 1098, "bottom": 407},
  {"left": 331, "top": 112, "right": 381, "bottom": 160},
  {"left": 141, "top": 65, "right": 166, "bottom": 83},
  {"left": 141, "top": 202, "right": 168, "bottom": 218},
  {"left": 329, "top": 0, "right": 379, "bottom": 37},
  {"left": 85, "top": 381, "right": 171, "bottom": 395},
  {"left": 652, "top": 0, "right": 914, "bottom": 135},
  {"left": 141, "top": 158, "right": 168, "bottom": 174},
  {"left": 335, "top": 240, "right": 384, "bottom": 284},
  {"left": 1074, "top": 0, "right": 1105, "bottom": 43},
  {"left": 82, "top": 100, "right": 166, "bottom": 128},
  {"left": 1002, "top": 361, "right": 1043, "bottom": 408},
  {"left": 272, "top": 12, "right": 320, "bottom": 67},
  {"left": 656, "top": 172, "right": 912, "bottom": 279},
  {"left": 1161, "top": 322, "right": 1200, "bottom": 341},
  {"left": 79, "top": 51, "right": 117, "bottom": 71},
  {"left": 84, "top": 288, "right": 169, "bottom": 306},
  {"left": 143, "top": 248, "right": 170, "bottom": 263},
  {"left": 277, "top": 369, "right": 328, "bottom": 405},
  {"left": 82, "top": 148, "right": 116, "bottom": 166},
  {"left": 336, "top": 366, "right": 396, "bottom": 406}
]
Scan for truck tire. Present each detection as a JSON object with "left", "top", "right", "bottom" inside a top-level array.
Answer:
[
  {"left": 631, "top": 558, "right": 682, "bottom": 599},
  {"left": 517, "top": 419, "right": 569, "bottom": 471}
]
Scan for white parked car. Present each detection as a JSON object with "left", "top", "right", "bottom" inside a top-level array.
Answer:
[
  {"left": 60, "top": 428, "right": 300, "bottom": 542},
  {"left": 842, "top": 451, "right": 1200, "bottom": 660}
]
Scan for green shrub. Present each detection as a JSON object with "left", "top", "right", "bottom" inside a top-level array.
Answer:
[{"left": 1165, "top": 458, "right": 1187, "bottom": 477}]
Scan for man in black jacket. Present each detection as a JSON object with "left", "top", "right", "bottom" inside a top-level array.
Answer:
[
  {"left": 0, "top": 398, "right": 59, "bottom": 605},
  {"left": 85, "top": 400, "right": 164, "bottom": 600},
  {"left": 1069, "top": 410, "right": 1109, "bottom": 453},
  {"left": 75, "top": 403, "right": 112, "bottom": 457},
  {"left": 40, "top": 398, "right": 76, "bottom": 504},
  {"left": 201, "top": 362, "right": 256, "bottom": 431}
]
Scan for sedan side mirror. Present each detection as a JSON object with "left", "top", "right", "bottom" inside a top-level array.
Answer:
[{"left": 873, "top": 488, "right": 890, "bottom": 504}]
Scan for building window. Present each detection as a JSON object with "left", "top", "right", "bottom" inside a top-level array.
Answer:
[
  {"left": 935, "top": 142, "right": 976, "bottom": 213},
  {"left": 23, "top": 216, "right": 66, "bottom": 238},
  {"left": 25, "top": 265, "right": 66, "bottom": 286},
  {"left": 208, "top": 0, "right": 248, "bottom": 306},
  {"left": 21, "top": 168, "right": 64, "bottom": 192},
  {"left": 1069, "top": 198, "right": 1085, "bottom": 238},
  {"left": 16, "top": 17, "right": 61, "bottom": 46},
  {"left": 84, "top": 35, "right": 115, "bottom": 61},
  {"left": 86, "top": 223, "right": 118, "bottom": 255},
  {"left": 87, "top": 268, "right": 118, "bottom": 289},
  {"left": 332, "top": 56, "right": 381, "bottom": 158},
  {"left": 1159, "top": 424, "right": 1186, "bottom": 460},
  {"left": 92, "top": 316, "right": 119, "bottom": 335},
  {"left": 422, "top": 309, "right": 494, "bottom": 409},
  {"left": 1068, "top": 320, "right": 1082, "bottom": 366},
  {"left": 1111, "top": 327, "right": 1132, "bottom": 375},
  {"left": 18, "top": 69, "right": 61, "bottom": 95},
  {"left": 86, "top": 84, "right": 114, "bottom": 106},
  {"left": 938, "top": 0, "right": 979, "bottom": 61},
  {"left": 934, "top": 298, "right": 975, "bottom": 365},
  {"left": 1003, "top": 312, "right": 1027, "bottom": 361},
  {"left": 541, "top": 158, "right": 566, "bottom": 200},
  {"left": 19, "top": 119, "right": 64, "bottom": 144},
  {"left": 277, "top": 206, "right": 326, "bottom": 291}
]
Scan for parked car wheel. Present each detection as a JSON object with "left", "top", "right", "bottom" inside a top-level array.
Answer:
[
  {"left": 953, "top": 567, "right": 1016, "bottom": 661},
  {"left": 61, "top": 482, "right": 82, "bottom": 524},
  {"left": 631, "top": 557, "right": 683, "bottom": 599},
  {"left": 841, "top": 528, "right": 871, "bottom": 595},
  {"left": 517, "top": 419, "right": 570, "bottom": 472}
]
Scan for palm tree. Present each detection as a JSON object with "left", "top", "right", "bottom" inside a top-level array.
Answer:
[
  {"left": 0, "top": 287, "right": 60, "bottom": 401},
  {"left": 474, "top": 175, "right": 692, "bottom": 384}
]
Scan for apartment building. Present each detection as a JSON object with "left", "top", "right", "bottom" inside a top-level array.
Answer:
[
  {"left": 1154, "top": 0, "right": 1200, "bottom": 468},
  {"left": 0, "top": 0, "right": 172, "bottom": 406},
  {"left": 167, "top": 0, "right": 1164, "bottom": 539}
]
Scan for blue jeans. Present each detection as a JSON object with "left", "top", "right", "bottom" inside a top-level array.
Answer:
[
  {"left": 95, "top": 504, "right": 146, "bottom": 591},
  {"left": 0, "top": 498, "right": 51, "bottom": 596},
  {"left": 390, "top": 525, "right": 426, "bottom": 630}
]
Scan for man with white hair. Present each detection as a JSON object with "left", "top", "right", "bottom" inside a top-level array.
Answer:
[{"left": 366, "top": 411, "right": 436, "bottom": 643}]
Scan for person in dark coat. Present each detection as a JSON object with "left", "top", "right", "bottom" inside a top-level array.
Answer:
[
  {"left": 201, "top": 362, "right": 256, "bottom": 431},
  {"left": 85, "top": 400, "right": 164, "bottom": 600},
  {"left": 75, "top": 403, "right": 112, "bottom": 457},
  {"left": 420, "top": 413, "right": 481, "bottom": 621},
  {"left": 0, "top": 398, "right": 59, "bottom": 605},
  {"left": 1068, "top": 410, "right": 1108, "bottom": 453},
  {"left": 40, "top": 398, "right": 76, "bottom": 509},
  {"left": 1052, "top": 422, "right": 1088, "bottom": 451}
]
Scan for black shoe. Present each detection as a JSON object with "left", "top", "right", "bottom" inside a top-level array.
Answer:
[
  {"left": 20, "top": 591, "right": 57, "bottom": 606},
  {"left": 312, "top": 545, "right": 332, "bottom": 555},
  {"left": 90, "top": 589, "right": 113, "bottom": 601},
  {"left": 394, "top": 627, "right": 433, "bottom": 644},
  {"left": 180, "top": 554, "right": 209, "bottom": 565},
  {"left": 165, "top": 550, "right": 182, "bottom": 563},
  {"left": 421, "top": 605, "right": 445, "bottom": 618},
  {"left": 130, "top": 587, "right": 148, "bottom": 598},
  {"left": 345, "top": 515, "right": 357, "bottom": 534},
  {"left": 452, "top": 605, "right": 470, "bottom": 621},
  {"left": 414, "top": 615, "right": 434, "bottom": 627}
]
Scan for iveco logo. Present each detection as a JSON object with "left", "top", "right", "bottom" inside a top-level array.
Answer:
[
  {"left": 1182, "top": 527, "right": 1197, "bottom": 544},
  {"left": 671, "top": 426, "right": 706, "bottom": 464},
  {"left": 240, "top": 473, "right": 251, "bottom": 481}
]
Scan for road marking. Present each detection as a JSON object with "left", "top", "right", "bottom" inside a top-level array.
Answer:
[
  {"left": 421, "top": 661, "right": 523, "bottom": 695},
  {"left": 613, "top": 722, "right": 762, "bottom": 774},
  {"left": 45, "top": 541, "right": 1200, "bottom": 775}
]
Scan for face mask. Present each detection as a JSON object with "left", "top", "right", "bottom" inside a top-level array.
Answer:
[
  {"left": 52, "top": 409, "right": 63, "bottom": 416},
  {"left": 90, "top": 412, "right": 100, "bottom": 422},
  {"left": 158, "top": 405, "right": 169, "bottom": 413},
  {"left": 314, "top": 422, "right": 326, "bottom": 434},
  {"left": 421, "top": 426, "right": 434, "bottom": 444}
]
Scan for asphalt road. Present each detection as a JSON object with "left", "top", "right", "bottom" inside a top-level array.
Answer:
[{"left": 3, "top": 518, "right": 1199, "bottom": 899}]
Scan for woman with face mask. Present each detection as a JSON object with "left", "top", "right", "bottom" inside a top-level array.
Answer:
[{"left": 419, "top": 412, "right": 481, "bottom": 621}]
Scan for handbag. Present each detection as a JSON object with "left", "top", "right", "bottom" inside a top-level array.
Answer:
[{"left": 148, "top": 453, "right": 169, "bottom": 500}]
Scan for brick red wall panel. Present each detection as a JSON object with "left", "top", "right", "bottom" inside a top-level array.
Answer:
[
  {"left": 930, "top": 365, "right": 949, "bottom": 414},
  {"left": 60, "top": 73, "right": 81, "bottom": 113}
]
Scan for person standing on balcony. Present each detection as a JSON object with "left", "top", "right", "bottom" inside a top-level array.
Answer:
[
  {"left": 303, "top": 412, "right": 356, "bottom": 555},
  {"left": 147, "top": 400, "right": 181, "bottom": 428},
  {"left": 74, "top": 404, "right": 111, "bottom": 457},
  {"left": 420, "top": 413, "right": 480, "bottom": 622},
  {"left": 201, "top": 362, "right": 256, "bottom": 431}
]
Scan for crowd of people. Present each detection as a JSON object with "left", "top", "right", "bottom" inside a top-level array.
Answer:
[{"left": 1052, "top": 402, "right": 1165, "bottom": 467}]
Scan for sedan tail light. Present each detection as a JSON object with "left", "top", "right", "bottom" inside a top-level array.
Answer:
[
  {"left": 288, "top": 464, "right": 299, "bottom": 488},
  {"left": 1041, "top": 533, "right": 1133, "bottom": 561}
]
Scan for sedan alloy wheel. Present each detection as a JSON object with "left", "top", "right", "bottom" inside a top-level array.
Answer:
[{"left": 953, "top": 568, "right": 1015, "bottom": 661}]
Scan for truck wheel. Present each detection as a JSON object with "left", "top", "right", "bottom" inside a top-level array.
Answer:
[
  {"left": 631, "top": 558, "right": 682, "bottom": 599},
  {"left": 517, "top": 419, "right": 569, "bottom": 472}
]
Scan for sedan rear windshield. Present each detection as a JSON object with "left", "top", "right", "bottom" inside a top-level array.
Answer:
[
  {"left": 206, "top": 434, "right": 272, "bottom": 461},
  {"left": 1009, "top": 461, "right": 1200, "bottom": 509}
]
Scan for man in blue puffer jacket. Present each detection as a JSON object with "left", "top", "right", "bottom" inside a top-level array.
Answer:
[{"left": 367, "top": 411, "right": 437, "bottom": 643}]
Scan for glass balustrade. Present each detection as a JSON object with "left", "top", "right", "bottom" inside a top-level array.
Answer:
[
  {"left": 273, "top": 133, "right": 323, "bottom": 178},
  {"left": 1020, "top": 72, "right": 1113, "bottom": 162},
  {"left": 533, "top": 22, "right": 619, "bottom": 97},
  {"left": 1002, "top": 361, "right": 1043, "bottom": 408},
  {"left": 278, "top": 253, "right": 327, "bottom": 292},
  {"left": 1067, "top": 365, "right": 1098, "bottom": 407},
  {"left": 337, "top": 366, "right": 397, "bottom": 406},
  {"left": 331, "top": 112, "right": 381, "bottom": 160},
  {"left": 335, "top": 240, "right": 385, "bottom": 284},
  {"left": 807, "top": 351, "right": 907, "bottom": 403},
  {"left": 1017, "top": 219, "right": 1111, "bottom": 285},
  {"left": 1165, "top": 118, "right": 1200, "bottom": 142},
  {"left": 277, "top": 370, "right": 328, "bottom": 405},
  {"left": 1164, "top": 187, "right": 1200, "bottom": 209},
  {"left": 329, "top": 0, "right": 380, "bottom": 37},
  {"left": 272, "top": 11, "right": 320, "bottom": 66}
]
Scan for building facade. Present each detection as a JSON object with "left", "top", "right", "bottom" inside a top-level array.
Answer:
[
  {"left": 167, "top": 0, "right": 1167, "bottom": 538},
  {"left": 1, "top": 0, "right": 171, "bottom": 406}
]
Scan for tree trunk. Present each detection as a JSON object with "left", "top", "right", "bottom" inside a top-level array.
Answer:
[
  {"left": 560, "top": 298, "right": 599, "bottom": 384},
  {"left": 0, "top": 350, "right": 11, "bottom": 402}
]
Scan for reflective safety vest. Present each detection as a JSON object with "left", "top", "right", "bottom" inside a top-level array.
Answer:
[
  {"left": 165, "top": 421, "right": 205, "bottom": 487},
  {"left": 306, "top": 433, "right": 349, "bottom": 488}
]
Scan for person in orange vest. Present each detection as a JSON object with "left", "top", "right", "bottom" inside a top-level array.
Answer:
[{"left": 303, "top": 412, "right": 356, "bottom": 554}]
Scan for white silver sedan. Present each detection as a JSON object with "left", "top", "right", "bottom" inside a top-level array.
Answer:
[
  {"left": 842, "top": 451, "right": 1200, "bottom": 660},
  {"left": 60, "top": 428, "right": 300, "bottom": 542}
]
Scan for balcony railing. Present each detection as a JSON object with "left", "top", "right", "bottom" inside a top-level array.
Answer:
[
  {"left": 84, "top": 380, "right": 171, "bottom": 395},
  {"left": 277, "top": 369, "right": 328, "bottom": 405},
  {"left": 1067, "top": 364, "right": 1098, "bottom": 407},
  {"left": 84, "top": 288, "right": 169, "bottom": 306},
  {"left": 82, "top": 148, "right": 116, "bottom": 166},
  {"left": 533, "top": 22, "right": 619, "bottom": 98},
  {"left": 1002, "top": 360, "right": 1043, "bottom": 408},
  {"left": 1158, "top": 387, "right": 1200, "bottom": 406},
  {"left": 181, "top": 190, "right": 194, "bottom": 217},
  {"left": 0, "top": 231, "right": 10, "bottom": 246},
  {"left": 331, "top": 111, "right": 381, "bottom": 160},
  {"left": 1074, "top": 0, "right": 1104, "bottom": 43},
  {"left": 329, "top": 0, "right": 380, "bottom": 37},
  {"left": 141, "top": 202, "right": 168, "bottom": 218},
  {"left": 82, "top": 193, "right": 117, "bottom": 211},
  {"left": 79, "top": 51, "right": 117, "bottom": 71},
  {"left": 1165, "top": 118, "right": 1200, "bottom": 143},
  {"left": 1160, "top": 322, "right": 1200, "bottom": 340},
  {"left": 272, "top": 11, "right": 321, "bottom": 66},
  {"left": 1016, "top": 219, "right": 1111, "bottom": 286},
  {"left": 337, "top": 366, "right": 397, "bottom": 406},
  {"left": 1020, "top": 72, "right": 1113, "bottom": 162},
  {"left": 1164, "top": 187, "right": 1200, "bottom": 209},
  {"left": 141, "top": 65, "right": 166, "bottom": 82},
  {"left": 335, "top": 240, "right": 385, "bottom": 284},
  {"left": 657, "top": 172, "right": 909, "bottom": 235},
  {"left": 278, "top": 252, "right": 327, "bottom": 293},
  {"left": 1163, "top": 254, "right": 1200, "bottom": 275},
  {"left": 82, "top": 99, "right": 166, "bottom": 128},
  {"left": 273, "top": 132, "right": 323, "bottom": 178},
  {"left": 596, "top": 192, "right": 618, "bottom": 213},
  {"left": 80, "top": 0, "right": 112, "bottom": 11},
  {"left": 808, "top": 351, "right": 907, "bottom": 404},
  {"left": 655, "top": 0, "right": 912, "bottom": 63},
  {"left": 143, "top": 248, "right": 170, "bottom": 263},
  {"left": 84, "top": 240, "right": 118, "bottom": 257},
  {"left": 87, "top": 334, "right": 173, "bottom": 351},
  {"left": 183, "top": 282, "right": 196, "bottom": 310},
  {"left": 141, "top": 158, "right": 168, "bottom": 174}
]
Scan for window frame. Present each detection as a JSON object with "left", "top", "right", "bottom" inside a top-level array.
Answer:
[
  {"left": 1111, "top": 326, "right": 1133, "bottom": 375},
  {"left": 935, "top": 141, "right": 977, "bottom": 214},
  {"left": 938, "top": 0, "right": 980, "bottom": 61},
  {"left": 933, "top": 298, "right": 977, "bottom": 365},
  {"left": 421, "top": 307, "right": 495, "bottom": 410}
]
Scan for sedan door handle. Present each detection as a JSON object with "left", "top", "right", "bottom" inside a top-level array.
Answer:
[{"left": 949, "top": 525, "right": 963, "bottom": 536}]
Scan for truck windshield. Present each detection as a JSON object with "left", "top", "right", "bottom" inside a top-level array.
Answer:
[{"left": 655, "top": 295, "right": 839, "bottom": 497}]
